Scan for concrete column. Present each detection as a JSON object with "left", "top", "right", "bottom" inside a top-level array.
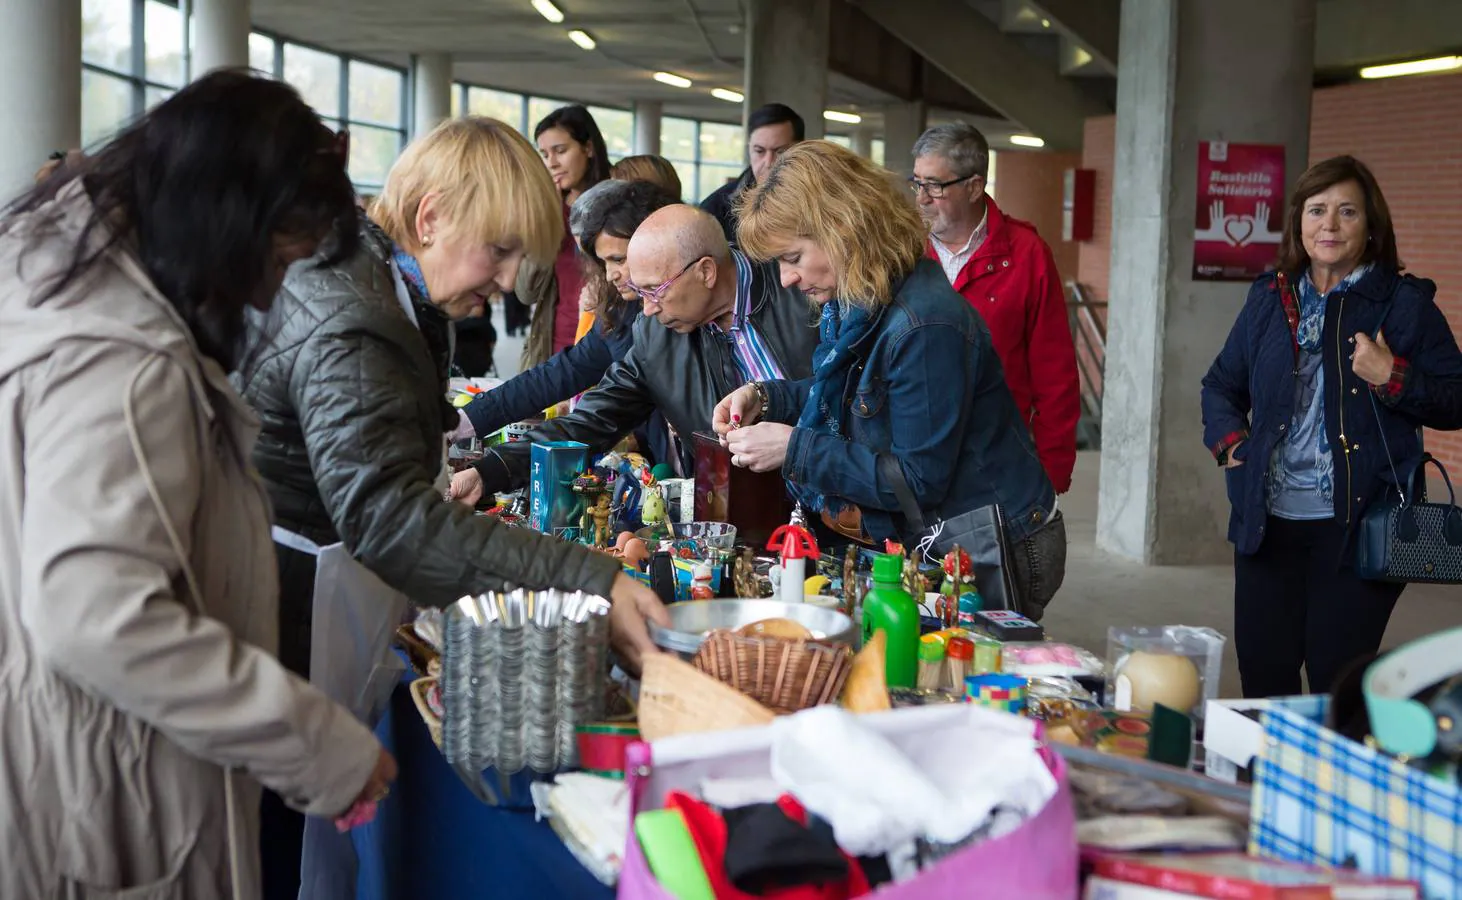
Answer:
[
  {"left": 850, "top": 126, "right": 874, "bottom": 159},
  {"left": 411, "top": 53, "right": 453, "bottom": 138},
  {"left": 632, "top": 100, "right": 662, "bottom": 156},
  {"left": 880, "top": 101, "right": 928, "bottom": 178},
  {"left": 743, "top": 0, "right": 829, "bottom": 140},
  {"left": 1096, "top": 0, "right": 1316, "bottom": 565},
  {"left": 192, "top": 0, "right": 250, "bottom": 77},
  {"left": 0, "top": 0, "right": 80, "bottom": 197}
]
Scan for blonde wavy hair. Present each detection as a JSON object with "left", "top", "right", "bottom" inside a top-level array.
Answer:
[
  {"left": 735, "top": 141, "right": 925, "bottom": 308},
  {"left": 370, "top": 116, "right": 562, "bottom": 262}
]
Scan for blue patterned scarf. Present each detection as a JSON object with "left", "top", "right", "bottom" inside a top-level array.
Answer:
[
  {"left": 786, "top": 301, "right": 877, "bottom": 514},
  {"left": 392, "top": 246, "right": 430, "bottom": 301}
]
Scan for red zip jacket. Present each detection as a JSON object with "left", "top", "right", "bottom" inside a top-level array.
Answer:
[{"left": 926, "top": 196, "right": 1079, "bottom": 493}]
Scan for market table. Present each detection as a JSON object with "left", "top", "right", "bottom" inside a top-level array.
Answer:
[{"left": 354, "top": 668, "right": 615, "bottom": 900}]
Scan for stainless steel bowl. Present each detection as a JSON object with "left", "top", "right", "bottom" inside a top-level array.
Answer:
[{"left": 649, "top": 598, "right": 856, "bottom": 657}]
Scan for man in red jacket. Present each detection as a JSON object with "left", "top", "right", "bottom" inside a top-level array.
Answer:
[{"left": 911, "top": 123, "right": 1080, "bottom": 493}]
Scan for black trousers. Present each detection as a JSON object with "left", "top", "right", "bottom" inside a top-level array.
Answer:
[
  {"left": 1233, "top": 515, "right": 1403, "bottom": 698},
  {"left": 260, "top": 542, "right": 317, "bottom": 899}
]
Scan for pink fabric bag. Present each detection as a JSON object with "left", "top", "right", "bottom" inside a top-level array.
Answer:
[{"left": 617, "top": 705, "right": 1078, "bottom": 899}]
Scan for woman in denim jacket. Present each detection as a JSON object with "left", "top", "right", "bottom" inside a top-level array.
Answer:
[
  {"left": 1202, "top": 155, "right": 1462, "bottom": 699},
  {"left": 714, "top": 141, "right": 1066, "bottom": 620}
]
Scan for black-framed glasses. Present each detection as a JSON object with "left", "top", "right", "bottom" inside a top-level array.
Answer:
[
  {"left": 626, "top": 256, "right": 705, "bottom": 304},
  {"left": 908, "top": 173, "right": 977, "bottom": 199}
]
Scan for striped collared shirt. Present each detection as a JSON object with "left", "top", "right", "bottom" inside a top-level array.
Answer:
[{"left": 705, "top": 249, "right": 785, "bottom": 383}]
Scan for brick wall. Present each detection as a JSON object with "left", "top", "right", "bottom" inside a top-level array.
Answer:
[
  {"left": 990, "top": 149, "right": 1083, "bottom": 284},
  {"left": 1073, "top": 73, "right": 1462, "bottom": 471}
]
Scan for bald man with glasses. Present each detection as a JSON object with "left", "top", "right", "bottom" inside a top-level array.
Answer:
[{"left": 449, "top": 205, "right": 818, "bottom": 503}]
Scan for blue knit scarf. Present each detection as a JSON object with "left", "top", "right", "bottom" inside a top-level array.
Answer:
[{"left": 786, "top": 301, "right": 877, "bottom": 515}]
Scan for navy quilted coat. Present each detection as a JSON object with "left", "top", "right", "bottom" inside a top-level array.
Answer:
[{"left": 1201, "top": 265, "right": 1462, "bottom": 560}]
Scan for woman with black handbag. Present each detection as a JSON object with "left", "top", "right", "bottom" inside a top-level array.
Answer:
[
  {"left": 711, "top": 141, "right": 1065, "bottom": 620},
  {"left": 1202, "top": 155, "right": 1462, "bottom": 699}
]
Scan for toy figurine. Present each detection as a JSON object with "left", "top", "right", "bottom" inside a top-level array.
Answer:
[
  {"left": 841, "top": 545, "right": 859, "bottom": 616},
  {"left": 938, "top": 545, "right": 975, "bottom": 627},
  {"left": 565, "top": 471, "right": 607, "bottom": 543},
  {"left": 690, "top": 563, "right": 715, "bottom": 600},
  {"left": 640, "top": 478, "right": 666, "bottom": 531},
  {"left": 603, "top": 451, "right": 650, "bottom": 530},
  {"left": 733, "top": 547, "right": 759, "bottom": 599},
  {"left": 901, "top": 552, "right": 924, "bottom": 603},
  {"left": 582, "top": 494, "right": 613, "bottom": 549}
]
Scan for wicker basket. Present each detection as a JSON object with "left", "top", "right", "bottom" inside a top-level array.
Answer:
[
  {"left": 409, "top": 676, "right": 443, "bottom": 749},
  {"left": 690, "top": 629, "right": 855, "bottom": 715},
  {"left": 638, "top": 653, "right": 775, "bottom": 742}
]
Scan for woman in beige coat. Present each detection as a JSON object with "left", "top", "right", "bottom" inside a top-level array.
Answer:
[{"left": 0, "top": 71, "right": 391, "bottom": 898}]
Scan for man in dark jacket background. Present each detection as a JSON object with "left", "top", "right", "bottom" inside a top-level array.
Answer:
[
  {"left": 699, "top": 103, "right": 804, "bottom": 245},
  {"left": 449, "top": 205, "right": 819, "bottom": 503}
]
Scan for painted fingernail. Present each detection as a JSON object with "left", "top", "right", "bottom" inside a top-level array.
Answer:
[{"left": 731, "top": 414, "right": 741, "bottom": 423}]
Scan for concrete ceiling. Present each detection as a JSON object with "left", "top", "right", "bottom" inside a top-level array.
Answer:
[
  {"left": 251, "top": 0, "right": 900, "bottom": 127},
  {"left": 250, "top": 0, "right": 1462, "bottom": 141}
]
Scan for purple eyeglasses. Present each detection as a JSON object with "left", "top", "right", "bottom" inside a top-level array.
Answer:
[{"left": 626, "top": 256, "right": 705, "bottom": 304}]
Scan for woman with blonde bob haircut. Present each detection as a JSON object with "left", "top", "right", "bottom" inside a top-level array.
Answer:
[
  {"left": 236, "top": 116, "right": 668, "bottom": 896},
  {"left": 716, "top": 141, "right": 1066, "bottom": 620}
]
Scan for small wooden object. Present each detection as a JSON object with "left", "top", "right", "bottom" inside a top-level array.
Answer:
[
  {"left": 691, "top": 628, "right": 853, "bottom": 716},
  {"left": 638, "top": 654, "right": 775, "bottom": 741}
]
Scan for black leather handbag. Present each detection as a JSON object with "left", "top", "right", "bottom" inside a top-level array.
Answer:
[
  {"left": 1355, "top": 394, "right": 1462, "bottom": 583},
  {"left": 876, "top": 455, "right": 1020, "bottom": 612}
]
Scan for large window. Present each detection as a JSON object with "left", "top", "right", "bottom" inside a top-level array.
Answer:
[
  {"left": 83, "top": 0, "right": 185, "bottom": 145},
  {"left": 80, "top": 0, "right": 407, "bottom": 192}
]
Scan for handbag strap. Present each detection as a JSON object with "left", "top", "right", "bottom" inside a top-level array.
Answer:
[{"left": 877, "top": 453, "right": 928, "bottom": 535}]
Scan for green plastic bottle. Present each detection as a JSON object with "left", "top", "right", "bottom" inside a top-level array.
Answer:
[{"left": 861, "top": 553, "right": 920, "bottom": 689}]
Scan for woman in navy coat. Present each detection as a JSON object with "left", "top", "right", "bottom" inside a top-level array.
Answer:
[{"left": 1201, "top": 155, "right": 1462, "bottom": 698}]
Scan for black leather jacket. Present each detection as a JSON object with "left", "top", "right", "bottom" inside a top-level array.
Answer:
[
  {"left": 474, "top": 257, "right": 819, "bottom": 493},
  {"left": 235, "top": 222, "right": 622, "bottom": 612}
]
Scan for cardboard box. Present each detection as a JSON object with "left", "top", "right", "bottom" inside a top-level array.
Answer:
[{"left": 529, "top": 441, "right": 590, "bottom": 535}]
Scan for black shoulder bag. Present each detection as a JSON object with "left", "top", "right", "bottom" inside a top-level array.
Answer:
[{"left": 1354, "top": 395, "right": 1462, "bottom": 583}]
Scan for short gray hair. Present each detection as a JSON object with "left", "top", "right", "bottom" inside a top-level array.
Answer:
[{"left": 912, "top": 123, "right": 990, "bottom": 180}]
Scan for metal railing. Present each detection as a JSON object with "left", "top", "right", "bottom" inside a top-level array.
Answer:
[{"left": 1066, "top": 282, "right": 1107, "bottom": 450}]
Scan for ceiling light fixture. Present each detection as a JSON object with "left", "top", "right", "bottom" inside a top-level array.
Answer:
[
  {"left": 653, "top": 71, "right": 693, "bottom": 88},
  {"left": 824, "top": 110, "right": 862, "bottom": 124},
  {"left": 711, "top": 87, "right": 744, "bottom": 103},
  {"left": 568, "top": 29, "right": 596, "bottom": 50},
  {"left": 1359, "top": 55, "right": 1462, "bottom": 79},
  {"left": 1041, "top": 18, "right": 1050, "bottom": 27},
  {"left": 1009, "top": 134, "right": 1045, "bottom": 147},
  {"left": 531, "top": 0, "right": 564, "bottom": 24}
]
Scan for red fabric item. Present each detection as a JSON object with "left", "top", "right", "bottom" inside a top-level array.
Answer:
[
  {"left": 928, "top": 196, "right": 1080, "bottom": 493},
  {"left": 664, "top": 791, "right": 870, "bottom": 900},
  {"left": 551, "top": 206, "right": 584, "bottom": 354}
]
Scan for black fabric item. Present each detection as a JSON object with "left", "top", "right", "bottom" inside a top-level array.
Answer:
[
  {"left": 722, "top": 803, "right": 848, "bottom": 895},
  {"left": 1233, "top": 515, "right": 1404, "bottom": 698},
  {"left": 453, "top": 313, "right": 498, "bottom": 377},
  {"left": 698, "top": 167, "right": 754, "bottom": 245},
  {"left": 502, "top": 289, "right": 531, "bottom": 336},
  {"left": 259, "top": 787, "right": 305, "bottom": 900}
]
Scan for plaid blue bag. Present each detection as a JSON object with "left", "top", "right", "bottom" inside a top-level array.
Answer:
[{"left": 1250, "top": 702, "right": 1462, "bottom": 899}]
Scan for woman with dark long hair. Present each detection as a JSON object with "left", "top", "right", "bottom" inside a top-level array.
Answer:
[
  {"left": 1202, "top": 155, "right": 1462, "bottom": 697},
  {"left": 518, "top": 104, "right": 613, "bottom": 370},
  {"left": 0, "top": 70, "right": 390, "bottom": 899}
]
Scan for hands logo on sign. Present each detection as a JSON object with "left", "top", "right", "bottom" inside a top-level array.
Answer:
[{"left": 1194, "top": 200, "right": 1284, "bottom": 247}]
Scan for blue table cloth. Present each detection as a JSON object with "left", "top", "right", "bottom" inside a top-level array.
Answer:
[{"left": 354, "top": 671, "right": 616, "bottom": 900}]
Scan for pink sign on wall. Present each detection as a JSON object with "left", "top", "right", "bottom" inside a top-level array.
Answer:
[{"left": 1193, "top": 141, "right": 1286, "bottom": 281}]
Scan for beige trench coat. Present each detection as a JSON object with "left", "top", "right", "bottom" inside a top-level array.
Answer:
[{"left": 0, "top": 183, "right": 380, "bottom": 898}]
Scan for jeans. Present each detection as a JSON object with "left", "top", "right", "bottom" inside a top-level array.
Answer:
[
  {"left": 1233, "top": 515, "right": 1403, "bottom": 698},
  {"left": 1006, "top": 512, "right": 1067, "bottom": 622}
]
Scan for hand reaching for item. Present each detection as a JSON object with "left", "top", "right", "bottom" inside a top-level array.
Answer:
[
  {"left": 723, "top": 422, "right": 794, "bottom": 473},
  {"left": 448, "top": 467, "right": 484, "bottom": 506},
  {"left": 1351, "top": 330, "right": 1395, "bottom": 387},
  {"left": 1222, "top": 441, "right": 1245, "bottom": 469},
  {"left": 608, "top": 572, "right": 670, "bottom": 675},
  {"left": 712, "top": 384, "right": 764, "bottom": 437}
]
